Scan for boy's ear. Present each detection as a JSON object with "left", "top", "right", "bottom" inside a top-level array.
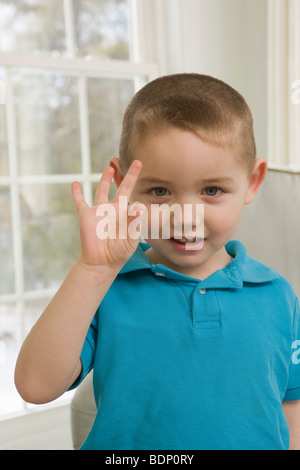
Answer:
[
  {"left": 245, "top": 158, "right": 268, "bottom": 205},
  {"left": 109, "top": 157, "right": 125, "bottom": 188}
]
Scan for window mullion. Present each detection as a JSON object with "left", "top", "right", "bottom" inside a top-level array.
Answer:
[
  {"left": 63, "top": 0, "right": 76, "bottom": 58},
  {"left": 5, "top": 68, "right": 26, "bottom": 411},
  {"left": 78, "top": 74, "right": 93, "bottom": 206},
  {"left": 6, "top": 69, "right": 24, "bottom": 301},
  {"left": 128, "top": 0, "right": 140, "bottom": 63}
]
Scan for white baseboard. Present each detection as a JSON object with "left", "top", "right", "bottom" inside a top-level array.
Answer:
[{"left": 0, "top": 404, "right": 73, "bottom": 450}]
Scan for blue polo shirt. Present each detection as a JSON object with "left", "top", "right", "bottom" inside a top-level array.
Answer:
[{"left": 75, "top": 240, "right": 300, "bottom": 450}]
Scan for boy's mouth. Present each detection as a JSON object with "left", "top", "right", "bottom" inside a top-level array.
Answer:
[
  {"left": 175, "top": 237, "right": 196, "bottom": 244},
  {"left": 169, "top": 237, "right": 205, "bottom": 252}
]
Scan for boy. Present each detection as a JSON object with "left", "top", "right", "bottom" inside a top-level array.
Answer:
[{"left": 15, "top": 74, "right": 300, "bottom": 450}]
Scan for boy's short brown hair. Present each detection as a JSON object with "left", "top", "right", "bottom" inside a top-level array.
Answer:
[{"left": 119, "top": 73, "right": 257, "bottom": 175}]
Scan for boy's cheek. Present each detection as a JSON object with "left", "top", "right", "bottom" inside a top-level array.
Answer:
[
  {"left": 205, "top": 201, "right": 244, "bottom": 227},
  {"left": 203, "top": 213, "right": 240, "bottom": 240}
]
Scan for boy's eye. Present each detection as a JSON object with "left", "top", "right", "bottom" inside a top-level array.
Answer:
[
  {"left": 151, "top": 188, "right": 169, "bottom": 197},
  {"left": 204, "top": 187, "right": 221, "bottom": 197}
]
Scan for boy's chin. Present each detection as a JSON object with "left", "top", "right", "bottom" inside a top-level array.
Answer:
[{"left": 145, "top": 239, "right": 206, "bottom": 268}]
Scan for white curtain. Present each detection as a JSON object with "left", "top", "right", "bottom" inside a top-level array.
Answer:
[{"left": 268, "top": 0, "right": 300, "bottom": 168}]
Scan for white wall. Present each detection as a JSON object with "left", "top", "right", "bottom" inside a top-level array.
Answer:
[
  {"left": 177, "top": 0, "right": 268, "bottom": 160},
  {"left": 142, "top": 0, "right": 268, "bottom": 160}
]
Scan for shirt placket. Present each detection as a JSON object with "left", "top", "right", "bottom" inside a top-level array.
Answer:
[{"left": 192, "top": 286, "right": 221, "bottom": 330}]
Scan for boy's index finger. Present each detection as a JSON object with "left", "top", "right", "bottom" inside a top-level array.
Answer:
[{"left": 114, "top": 160, "right": 143, "bottom": 202}]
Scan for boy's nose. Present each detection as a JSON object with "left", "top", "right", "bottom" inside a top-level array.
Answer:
[{"left": 172, "top": 203, "right": 204, "bottom": 237}]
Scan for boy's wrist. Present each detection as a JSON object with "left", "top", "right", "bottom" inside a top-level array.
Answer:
[{"left": 74, "top": 257, "right": 122, "bottom": 284}]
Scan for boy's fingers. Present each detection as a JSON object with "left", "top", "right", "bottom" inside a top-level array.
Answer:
[
  {"left": 94, "top": 166, "right": 115, "bottom": 206},
  {"left": 114, "top": 160, "right": 143, "bottom": 202},
  {"left": 128, "top": 202, "right": 147, "bottom": 219},
  {"left": 72, "top": 182, "right": 88, "bottom": 214}
]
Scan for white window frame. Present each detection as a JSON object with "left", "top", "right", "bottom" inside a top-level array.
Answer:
[{"left": 0, "top": 0, "right": 159, "bottom": 423}]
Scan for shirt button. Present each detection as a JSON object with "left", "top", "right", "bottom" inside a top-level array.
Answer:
[
  {"left": 199, "top": 289, "right": 207, "bottom": 295},
  {"left": 155, "top": 272, "right": 166, "bottom": 277}
]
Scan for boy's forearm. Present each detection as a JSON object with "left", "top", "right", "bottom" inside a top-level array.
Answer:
[
  {"left": 15, "top": 261, "right": 119, "bottom": 404},
  {"left": 283, "top": 401, "right": 300, "bottom": 450}
]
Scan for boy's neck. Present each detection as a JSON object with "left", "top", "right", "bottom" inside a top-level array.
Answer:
[{"left": 145, "top": 246, "right": 233, "bottom": 281}]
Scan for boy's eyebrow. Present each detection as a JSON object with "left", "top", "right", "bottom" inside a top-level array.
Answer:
[
  {"left": 138, "top": 176, "right": 236, "bottom": 185},
  {"left": 137, "top": 177, "right": 171, "bottom": 185},
  {"left": 200, "top": 177, "right": 236, "bottom": 184}
]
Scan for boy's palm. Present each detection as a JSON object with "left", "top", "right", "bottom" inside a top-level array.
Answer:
[{"left": 72, "top": 161, "right": 145, "bottom": 270}]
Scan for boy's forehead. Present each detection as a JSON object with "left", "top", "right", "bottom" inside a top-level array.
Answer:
[{"left": 132, "top": 129, "right": 248, "bottom": 182}]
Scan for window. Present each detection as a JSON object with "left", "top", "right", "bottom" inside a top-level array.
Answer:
[{"left": 0, "top": 0, "right": 158, "bottom": 417}]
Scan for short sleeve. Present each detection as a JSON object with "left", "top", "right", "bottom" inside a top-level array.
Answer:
[
  {"left": 284, "top": 297, "right": 300, "bottom": 402},
  {"left": 69, "top": 313, "right": 98, "bottom": 390}
]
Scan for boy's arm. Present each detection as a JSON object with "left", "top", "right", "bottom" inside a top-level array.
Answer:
[
  {"left": 15, "top": 261, "right": 119, "bottom": 404},
  {"left": 15, "top": 161, "right": 145, "bottom": 405},
  {"left": 282, "top": 400, "right": 300, "bottom": 450}
]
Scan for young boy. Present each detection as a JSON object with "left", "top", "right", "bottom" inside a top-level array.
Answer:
[{"left": 15, "top": 74, "right": 300, "bottom": 450}]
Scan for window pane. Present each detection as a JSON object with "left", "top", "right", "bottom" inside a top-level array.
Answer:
[
  {"left": 0, "top": 303, "right": 23, "bottom": 417},
  {"left": 21, "top": 184, "right": 80, "bottom": 291},
  {"left": 0, "top": 188, "right": 14, "bottom": 295},
  {"left": 13, "top": 72, "right": 81, "bottom": 175},
  {"left": 74, "top": 0, "right": 131, "bottom": 60},
  {"left": 24, "top": 298, "right": 50, "bottom": 337},
  {"left": 0, "top": 69, "right": 8, "bottom": 175},
  {"left": 0, "top": 0, "right": 66, "bottom": 55},
  {"left": 88, "top": 77, "right": 135, "bottom": 173}
]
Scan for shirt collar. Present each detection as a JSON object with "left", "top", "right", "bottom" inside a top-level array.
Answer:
[{"left": 120, "top": 240, "right": 279, "bottom": 288}]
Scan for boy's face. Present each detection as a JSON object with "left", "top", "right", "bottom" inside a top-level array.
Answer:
[{"left": 112, "top": 128, "right": 267, "bottom": 280}]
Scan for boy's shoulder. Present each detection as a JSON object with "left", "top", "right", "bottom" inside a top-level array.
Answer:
[
  {"left": 226, "top": 240, "right": 279, "bottom": 281},
  {"left": 226, "top": 240, "right": 297, "bottom": 301}
]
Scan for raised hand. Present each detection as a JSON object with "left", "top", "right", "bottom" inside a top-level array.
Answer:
[{"left": 72, "top": 160, "right": 145, "bottom": 271}]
